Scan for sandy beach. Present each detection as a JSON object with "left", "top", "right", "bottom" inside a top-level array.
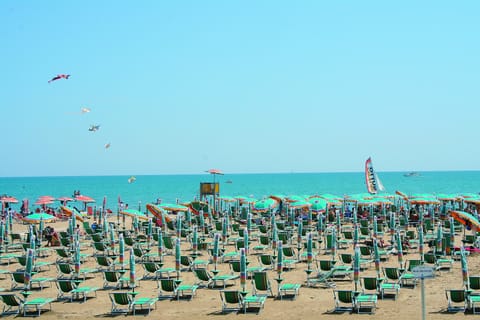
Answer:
[{"left": 1, "top": 214, "right": 478, "bottom": 320}]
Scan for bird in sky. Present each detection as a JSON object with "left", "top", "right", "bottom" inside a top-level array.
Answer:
[
  {"left": 81, "top": 107, "right": 91, "bottom": 114},
  {"left": 105, "top": 143, "right": 111, "bottom": 149},
  {"left": 48, "top": 74, "right": 70, "bottom": 83}
]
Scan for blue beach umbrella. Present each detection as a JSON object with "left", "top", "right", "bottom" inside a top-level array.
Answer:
[
  {"left": 396, "top": 230, "right": 404, "bottom": 269},
  {"left": 119, "top": 233, "right": 125, "bottom": 268},
  {"left": 244, "top": 228, "right": 249, "bottom": 255},
  {"left": 354, "top": 245, "right": 360, "bottom": 292},
  {"left": 240, "top": 248, "right": 247, "bottom": 292},
  {"left": 418, "top": 225, "right": 424, "bottom": 264}
]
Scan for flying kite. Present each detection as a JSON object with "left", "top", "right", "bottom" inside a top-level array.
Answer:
[
  {"left": 128, "top": 176, "right": 136, "bottom": 183},
  {"left": 105, "top": 143, "right": 111, "bottom": 149},
  {"left": 48, "top": 74, "right": 70, "bottom": 83},
  {"left": 88, "top": 125, "right": 100, "bottom": 132},
  {"left": 81, "top": 107, "right": 91, "bottom": 114}
]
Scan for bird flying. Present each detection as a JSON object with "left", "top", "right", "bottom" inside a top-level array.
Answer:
[
  {"left": 81, "top": 107, "right": 91, "bottom": 114},
  {"left": 48, "top": 74, "right": 70, "bottom": 83},
  {"left": 105, "top": 143, "right": 111, "bottom": 149},
  {"left": 88, "top": 125, "right": 100, "bottom": 132}
]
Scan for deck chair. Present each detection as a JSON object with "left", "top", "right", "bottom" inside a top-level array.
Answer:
[
  {"left": 158, "top": 278, "right": 198, "bottom": 301},
  {"left": 258, "top": 254, "right": 274, "bottom": 270},
  {"left": 229, "top": 260, "right": 265, "bottom": 278},
  {"left": 220, "top": 290, "right": 243, "bottom": 313},
  {"left": 241, "top": 293, "right": 267, "bottom": 314},
  {"left": 17, "top": 255, "right": 53, "bottom": 272},
  {"left": 445, "top": 289, "right": 467, "bottom": 312},
  {"left": 469, "top": 275, "right": 480, "bottom": 294},
  {"left": 361, "top": 276, "right": 380, "bottom": 296},
  {"left": 131, "top": 296, "right": 157, "bottom": 316},
  {"left": 109, "top": 291, "right": 132, "bottom": 315},
  {"left": 380, "top": 267, "right": 401, "bottom": 300},
  {"left": 306, "top": 268, "right": 336, "bottom": 288},
  {"left": 278, "top": 283, "right": 301, "bottom": 300},
  {"left": 95, "top": 255, "right": 114, "bottom": 270},
  {"left": 56, "top": 279, "right": 99, "bottom": 302},
  {"left": 318, "top": 259, "right": 352, "bottom": 279},
  {"left": 56, "top": 262, "right": 97, "bottom": 280},
  {"left": 193, "top": 268, "right": 239, "bottom": 288},
  {"left": 0, "top": 293, "right": 23, "bottom": 316},
  {"left": 102, "top": 270, "right": 129, "bottom": 289},
  {"left": 333, "top": 290, "right": 355, "bottom": 313},
  {"left": 424, "top": 252, "right": 453, "bottom": 271},
  {"left": 251, "top": 271, "right": 274, "bottom": 298},
  {"left": 355, "top": 292, "right": 378, "bottom": 314},
  {"left": 23, "top": 296, "right": 54, "bottom": 317},
  {"left": 10, "top": 271, "right": 54, "bottom": 290},
  {"left": 180, "top": 255, "right": 209, "bottom": 271},
  {"left": 142, "top": 261, "right": 163, "bottom": 280}
]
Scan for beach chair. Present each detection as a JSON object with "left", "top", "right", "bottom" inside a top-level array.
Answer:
[
  {"left": 142, "top": 261, "right": 162, "bottom": 280},
  {"left": 469, "top": 275, "right": 480, "bottom": 295},
  {"left": 318, "top": 259, "right": 352, "bottom": 279},
  {"left": 180, "top": 255, "right": 209, "bottom": 271},
  {"left": 17, "top": 255, "right": 53, "bottom": 272},
  {"left": 158, "top": 278, "right": 198, "bottom": 301},
  {"left": 251, "top": 271, "right": 274, "bottom": 298},
  {"left": 102, "top": 270, "right": 129, "bottom": 289},
  {"left": 109, "top": 291, "right": 132, "bottom": 315},
  {"left": 0, "top": 293, "right": 23, "bottom": 316},
  {"left": 333, "top": 290, "right": 355, "bottom": 313},
  {"left": 278, "top": 282, "right": 301, "bottom": 300},
  {"left": 355, "top": 292, "right": 378, "bottom": 314},
  {"left": 380, "top": 268, "right": 401, "bottom": 300},
  {"left": 95, "top": 255, "right": 114, "bottom": 270},
  {"left": 131, "top": 296, "right": 157, "bottom": 316},
  {"left": 193, "top": 268, "right": 238, "bottom": 288},
  {"left": 361, "top": 276, "right": 380, "bottom": 296},
  {"left": 23, "top": 296, "right": 54, "bottom": 317},
  {"left": 10, "top": 271, "right": 54, "bottom": 290},
  {"left": 281, "top": 246, "right": 299, "bottom": 269},
  {"left": 445, "top": 289, "right": 467, "bottom": 313},
  {"left": 220, "top": 290, "right": 243, "bottom": 314},
  {"left": 258, "top": 254, "right": 275, "bottom": 270},
  {"left": 424, "top": 252, "right": 453, "bottom": 271},
  {"left": 56, "top": 262, "right": 97, "bottom": 280},
  {"left": 306, "top": 268, "right": 336, "bottom": 288},
  {"left": 56, "top": 279, "right": 99, "bottom": 302}
]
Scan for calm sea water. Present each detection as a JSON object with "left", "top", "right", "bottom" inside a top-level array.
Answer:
[{"left": 1, "top": 171, "right": 479, "bottom": 209}]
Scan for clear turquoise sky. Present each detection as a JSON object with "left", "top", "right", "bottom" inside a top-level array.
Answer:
[{"left": 1, "top": 1, "right": 479, "bottom": 177}]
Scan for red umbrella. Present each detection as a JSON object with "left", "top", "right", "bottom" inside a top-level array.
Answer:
[
  {"left": 57, "top": 196, "right": 74, "bottom": 202},
  {"left": 38, "top": 195, "right": 55, "bottom": 201},
  {"left": 34, "top": 198, "right": 54, "bottom": 206},
  {"left": 206, "top": 169, "right": 224, "bottom": 175},
  {"left": 75, "top": 195, "right": 95, "bottom": 203},
  {"left": 0, "top": 196, "right": 19, "bottom": 203}
]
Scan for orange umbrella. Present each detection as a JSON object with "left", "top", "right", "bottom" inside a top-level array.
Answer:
[
  {"left": 75, "top": 195, "right": 95, "bottom": 203},
  {"left": 206, "top": 169, "right": 224, "bottom": 175},
  {"left": 0, "top": 196, "right": 18, "bottom": 203}
]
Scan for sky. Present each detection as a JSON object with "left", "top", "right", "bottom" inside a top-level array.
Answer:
[{"left": 1, "top": 1, "right": 479, "bottom": 177}]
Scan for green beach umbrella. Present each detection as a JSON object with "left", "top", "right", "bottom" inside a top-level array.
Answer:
[
  {"left": 175, "top": 238, "right": 181, "bottom": 279},
  {"left": 240, "top": 248, "right": 247, "bottom": 292},
  {"left": 336, "top": 211, "right": 341, "bottom": 233},
  {"left": 307, "top": 209, "right": 313, "bottom": 226},
  {"left": 436, "top": 222, "right": 443, "bottom": 254},
  {"left": 270, "top": 212, "right": 276, "bottom": 231},
  {"left": 147, "top": 218, "right": 153, "bottom": 245},
  {"left": 119, "top": 233, "right": 125, "bottom": 268},
  {"left": 23, "top": 212, "right": 55, "bottom": 224},
  {"left": 129, "top": 247, "right": 136, "bottom": 289},
  {"left": 30, "top": 233, "right": 36, "bottom": 251},
  {"left": 222, "top": 217, "right": 228, "bottom": 244},
  {"left": 0, "top": 221, "right": 4, "bottom": 249},
  {"left": 272, "top": 225, "right": 278, "bottom": 250},
  {"left": 74, "top": 241, "right": 81, "bottom": 278},
  {"left": 192, "top": 226, "right": 198, "bottom": 255},
  {"left": 39, "top": 217, "right": 44, "bottom": 244},
  {"left": 109, "top": 227, "right": 115, "bottom": 252},
  {"left": 461, "top": 246, "right": 469, "bottom": 290},
  {"left": 331, "top": 228, "right": 337, "bottom": 261},
  {"left": 297, "top": 217, "right": 303, "bottom": 255},
  {"left": 213, "top": 233, "right": 220, "bottom": 271},
  {"left": 373, "top": 216, "right": 378, "bottom": 239},
  {"left": 354, "top": 245, "right": 360, "bottom": 292},
  {"left": 317, "top": 214, "right": 324, "bottom": 234},
  {"left": 277, "top": 241, "right": 283, "bottom": 278},
  {"left": 133, "top": 216, "right": 139, "bottom": 234},
  {"left": 176, "top": 214, "right": 182, "bottom": 239},
  {"left": 199, "top": 212, "right": 205, "bottom": 234},
  {"left": 396, "top": 231, "right": 404, "bottom": 269},
  {"left": 418, "top": 225, "right": 424, "bottom": 264},
  {"left": 353, "top": 224, "right": 359, "bottom": 247},
  {"left": 244, "top": 228, "right": 249, "bottom": 255},
  {"left": 373, "top": 238, "right": 381, "bottom": 278},
  {"left": 157, "top": 229, "right": 163, "bottom": 262},
  {"left": 448, "top": 216, "right": 455, "bottom": 256},
  {"left": 247, "top": 213, "right": 252, "bottom": 233},
  {"left": 307, "top": 232, "right": 313, "bottom": 269},
  {"left": 24, "top": 248, "right": 34, "bottom": 290},
  {"left": 185, "top": 210, "right": 192, "bottom": 227}
]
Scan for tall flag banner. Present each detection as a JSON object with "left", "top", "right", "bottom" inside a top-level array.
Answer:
[{"left": 365, "top": 157, "right": 385, "bottom": 194}]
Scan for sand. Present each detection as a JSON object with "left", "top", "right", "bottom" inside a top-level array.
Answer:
[{"left": 0, "top": 216, "right": 476, "bottom": 319}]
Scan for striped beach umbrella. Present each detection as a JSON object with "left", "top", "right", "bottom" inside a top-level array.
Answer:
[
  {"left": 24, "top": 248, "right": 34, "bottom": 290},
  {"left": 270, "top": 212, "right": 276, "bottom": 231},
  {"left": 0, "top": 221, "right": 4, "bottom": 249},
  {"left": 176, "top": 215, "right": 182, "bottom": 239},
  {"left": 244, "top": 228, "right": 249, "bottom": 255},
  {"left": 119, "top": 233, "right": 125, "bottom": 268},
  {"left": 109, "top": 227, "right": 115, "bottom": 252},
  {"left": 354, "top": 245, "right": 360, "bottom": 292},
  {"left": 30, "top": 230, "right": 36, "bottom": 251},
  {"left": 199, "top": 213, "right": 205, "bottom": 234},
  {"left": 213, "top": 233, "right": 220, "bottom": 271},
  {"left": 373, "top": 238, "right": 381, "bottom": 278},
  {"left": 222, "top": 217, "right": 228, "bottom": 244},
  {"left": 297, "top": 217, "right": 303, "bottom": 255},
  {"left": 277, "top": 241, "right": 283, "bottom": 277},
  {"left": 175, "top": 237, "right": 181, "bottom": 279},
  {"left": 373, "top": 216, "right": 378, "bottom": 239},
  {"left": 353, "top": 224, "right": 359, "bottom": 247},
  {"left": 307, "top": 232, "right": 313, "bottom": 268},
  {"left": 240, "top": 248, "right": 247, "bottom": 292},
  {"left": 192, "top": 226, "right": 198, "bottom": 255},
  {"left": 418, "top": 225, "right": 424, "bottom": 264},
  {"left": 133, "top": 216, "right": 139, "bottom": 234},
  {"left": 74, "top": 241, "right": 81, "bottom": 277},
  {"left": 389, "top": 212, "right": 396, "bottom": 240},
  {"left": 147, "top": 218, "right": 153, "bottom": 245},
  {"left": 103, "top": 214, "right": 109, "bottom": 238},
  {"left": 396, "top": 230, "right": 404, "bottom": 269},
  {"left": 129, "top": 247, "right": 136, "bottom": 289},
  {"left": 272, "top": 225, "right": 278, "bottom": 250},
  {"left": 336, "top": 211, "right": 341, "bottom": 233},
  {"left": 331, "top": 228, "right": 337, "bottom": 260},
  {"left": 157, "top": 229, "right": 163, "bottom": 262},
  {"left": 307, "top": 209, "right": 313, "bottom": 226},
  {"left": 353, "top": 205, "right": 358, "bottom": 226},
  {"left": 461, "top": 246, "right": 469, "bottom": 290},
  {"left": 247, "top": 213, "right": 252, "bottom": 233},
  {"left": 185, "top": 209, "right": 191, "bottom": 227},
  {"left": 448, "top": 216, "right": 455, "bottom": 255},
  {"left": 317, "top": 214, "right": 324, "bottom": 234},
  {"left": 68, "top": 218, "right": 74, "bottom": 248},
  {"left": 39, "top": 217, "right": 44, "bottom": 243}
]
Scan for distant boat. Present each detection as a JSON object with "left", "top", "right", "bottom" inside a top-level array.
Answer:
[
  {"left": 404, "top": 172, "right": 420, "bottom": 177},
  {"left": 225, "top": 180, "right": 233, "bottom": 184}
]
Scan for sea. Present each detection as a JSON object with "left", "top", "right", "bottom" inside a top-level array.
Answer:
[{"left": 1, "top": 171, "right": 480, "bottom": 210}]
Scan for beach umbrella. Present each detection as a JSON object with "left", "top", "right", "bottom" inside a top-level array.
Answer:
[
  {"left": 23, "top": 212, "right": 55, "bottom": 224},
  {"left": 451, "top": 210, "right": 480, "bottom": 230},
  {"left": 353, "top": 224, "right": 360, "bottom": 247},
  {"left": 157, "top": 229, "right": 163, "bottom": 262},
  {"left": 74, "top": 241, "right": 81, "bottom": 278},
  {"left": 297, "top": 217, "right": 303, "bottom": 258},
  {"left": 336, "top": 211, "right": 341, "bottom": 233},
  {"left": 109, "top": 227, "right": 115, "bottom": 252},
  {"left": 461, "top": 246, "right": 469, "bottom": 290},
  {"left": 270, "top": 213, "right": 276, "bottom": 231},
  {"left": 175, "top": 238, "right": 181, "bottom": 279},
  {"left": 129, "top": 247, "right": 136, "bottom": 289},
  {"left": 68, "top": 218, "right": 75, "bottom": 248},
  {"left": 310, "top": 198, "right": 327, "bottom": 213},
  {"left": 307, "top": 209, "right": 313, "bottom": 226},
  {"left": 120, "top": 209, "right": 149, "bottom": 221},
  {"left": 133, "top": 216, "right": 139, "bottom": 234},
  {"left": 103, "top": 214, "right": 109, "bottom": 238},
  {"left": 306, "top": 232, "right": 313, "bottom": 270},
  {"left": 244, "top": 228, "right": 249, "bottom": 255},
  {"left": 272, "top": 225, "right": 278, "bottom": 250},
  {"left": 353, "top": 206, "right": 358, "bottom": 226},
  {"left": 0, "top": 221, "right": 4, "bottom": 249},
  {"left": 396, "top": 230, "right": 404, "bottom": 269},
  {"left": 436, "top": 222, "right": 443, "bottom": 254},
  {"left": 222, "top": 217, "right": 228, "bottom": 244},
  {"left": 240, "top": 248, "right": 247, "bottom": 292},
  {"left": 30, "top": 233, "right": 36, "bottom": 251},
  {"left": 331, "top": 228, "right": 337, "bottom": 261},
  {"left": 24, "top": 248, "right": 34, "bottom": 290},
  {"left": 38, "top": 217, "right": 44, "bottom": 244},
  {"left": 192, "top": 226, "right": 198, "bottom": 255},
  {"left": 213, "top": 233, "right": 220, "bottom": 271},
  {"left": 277, "top": 241, "right": 283, "bottom": 278},
  {"left": 448, "top": 216, "right": 455, "bottom": 256},
  {"left": 418, "top": 225, "right": 424, "bottom": 264},
  {"left": 199, "top": 212, "right": 205, "bottom": 234},
  {"left": 373, "top": 238, "right": 381, "bottom": 278},
  {"left": 119, "top": 233, "right": 125, "bottom": 268},
  {"left": 389, "top": 212, "right": 396, "bottom": 239},
  {"left": 373, "top": 216, "right": 378, "bottom": 239},
  {"left": 354, "top": 245, "right": 361, "bottom": 292},
  {"left": 247, "top": 213, "right": 252, "bottom": 233},
  {"left": 185, "top": 210, "right": 192, "bottom": 227},
  {"left": 317, "top": 213, "right": 324, "bottom": 234}
]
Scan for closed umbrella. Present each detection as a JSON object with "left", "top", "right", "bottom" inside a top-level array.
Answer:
[
  {"left": 448, "top": 216, "right": 455, "bottom": 256},
  {"left": 336, "top": 211, "right": 341, "bottom": 233},
  {"left": 74, "top": 241, "right": 81, "bottom": 278},
  {"left": 297, "top": 217, "right": 303, "bottom": 259},
  {"left": 24, "top": 248, "right": 34, "bottom": 291},
  {"left": 185, "top": 210, "right": 192, "bottom": 227},
  {"left": 157, "top": 229, "right": 163, "bottom": 262},
  {"left": 129, "top": 247, "right": 136, "bottom": 289},
  {"left": 461, "top": 246, "right": 469, "bottom": 290},
  {"left": 240, "top": 248, "right": 247, "bottom": 292},
  {"left": 119, "top": 233, "right": 125, "bottom": 268},
  {"left": 373, "top": 216, "right": 378, "bottom": 239},
  {"left": 133, "top": 216, "right": 139, "bottom": 234},
  {"left": 373, "top": 238, "right": 381, "bottom": 278},
  {"left": 39, "top": 217, "right": 44, "bottom": 244},
  {"left": 306, "top": 232, "right": 313, "bottom": 270},
  {"left": 353, "top": 224, "right": 359, "bottom": 247},
  {"left": 277, "top": 241, "right": 283, "bottom": 278},
  {"left": 436, "top": 222, "right": 443, "bottom": 254},
  {"left": 317, "top": 213, "right": 324, "bottom": 235},
  {"left": 396, "top": 230, "right": 404, "bottom": 269},
  {"left": 199, "top": 213, "right": 205, "bottom": 234},
  {"left": 192, "top": 226, "right": 198, "bottom": 255},
  {"left": 109, "top": 227, "right": 115, "bottom": 252},
  {"left": 244, "top": 228, "right": 249, "bottom": 255},
  {"left": 247, "top": 213, "right": 252, "bottom": 233},
  {"left": 176, "top": 215, "right": 182, "bottom": 239},
  {"left": 222, "top": 217, "right": 228, "bottom": 244},
  {"left": 175, "top": 238, "right": 181, "bottom": 279},
  {"left": 354, "top": 245, "right": 360, "bottom": 292},
  {"left": 147, "top": 218, "right": 153, "bottom": 246},
  {"left": 418, "top": 225, "right": 424, "bottom": 264},
  {"left": 213, "top": 233, "right": 220, "bottom": 271},
  {"left": 331, "top": 228, "right": 337, "bottom": 261},
  {"left": 0, "top": 221, "right": 4, "bottom": 249},
  {"left": 272, "top": 225, "right": 278, "bottom": 251}
]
